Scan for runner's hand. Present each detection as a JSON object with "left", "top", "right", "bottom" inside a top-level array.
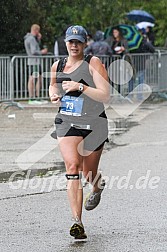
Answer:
[
  {"left": 62, "top": 81, "right": 79, "bottom": 93},
  {"left": 50, "top": 94, "right": 61, "bottom": 106}
]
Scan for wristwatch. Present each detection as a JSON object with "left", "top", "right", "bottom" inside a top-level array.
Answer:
[{"left": 79, "top": 83, "right": 84, "bottom": 92}]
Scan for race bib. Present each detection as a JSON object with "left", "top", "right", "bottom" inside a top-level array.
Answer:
[{"left": 60, "top": 96, "right": 84, "bottom": 116}]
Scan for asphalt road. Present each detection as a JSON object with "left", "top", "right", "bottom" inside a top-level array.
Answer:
[{"left": 0, "top": 101, "right": 167, "bottom": 252}]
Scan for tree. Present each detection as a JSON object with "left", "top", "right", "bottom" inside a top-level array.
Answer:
[
  {"left": 1, "top": 0, "right": 167, "bottom": 54},
  {"left": 0, "top": 0, "right": 31, "bottom": 54}
]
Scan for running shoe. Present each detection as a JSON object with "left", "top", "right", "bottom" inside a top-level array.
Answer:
[
  {"left": 28, "top": 99, "right": 48, "bottom": 105},
  {"left": 36, "top": 99, "right": 48, "bottom": 104},
  {"left": 70, "top": 217, "right": 87, "bottom": 239},
  {"left": 84, "top": 179, "right": 105, "bottom": 211},
  {"left": 28, "top": 99, "right": 42, "bottom": 105}
]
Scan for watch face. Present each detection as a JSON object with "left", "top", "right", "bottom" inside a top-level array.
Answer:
[{"left": 79, "top": 84, "right": 84, "bottom": 91}]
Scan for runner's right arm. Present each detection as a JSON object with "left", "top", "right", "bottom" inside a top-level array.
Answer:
[{"left": 49, "top": 61, "right": 61, "bottom": 104}]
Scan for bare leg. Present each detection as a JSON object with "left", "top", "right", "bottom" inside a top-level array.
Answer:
[
  {"left": 83, "top": 147, "right": 103, "bottom": 192},
  {"left": 28, "top": 75, "right": 35, "bottom": 98},
  {"left": 58, "top": 136, "right": 84, "bottom": 221},
  {"left": 36, "top": 75, "right": 42, "bottom": 97}
]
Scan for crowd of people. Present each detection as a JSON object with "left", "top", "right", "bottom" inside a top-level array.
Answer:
[
  {"left": 24, "top": 23, "right": 156, "bottom": 103},
  {"left": 54, "top": 23, "right": 155, "bottom": 56}
]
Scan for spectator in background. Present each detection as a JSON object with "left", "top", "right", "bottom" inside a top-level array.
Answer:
[
  {"left": 138, "top": 28, "right": 147, "bottom": 41},
  {"left": 54, "top": 30, "right": 68, "bottom": 58},
  {"left": 24, "top": 24, "right": 48, "bottom": 104},
  {"left": 86, "top": 31, "right": 94, "bottom": 47},
  {"left": 145, "top": 26, "right": 155, "bottom": 46},
  {"left": 106, "top": 26, "right": 129, "bottom": 56},
  {"left": 130, "top": 37, "right": 155, "bottom": 100},
  {"left": 84, "top": 30, "right": 112, "bottom": 56},
  {"left": 106, "top": 26, "right": 129, "bottom": 93}
]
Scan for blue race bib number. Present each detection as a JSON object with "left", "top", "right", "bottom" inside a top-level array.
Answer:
[{"left": 60, "top": 96, "right": 84, "bottom": 116}]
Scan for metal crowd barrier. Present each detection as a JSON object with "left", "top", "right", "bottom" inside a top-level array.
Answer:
[
  {"left": 121, "top": 52, "right": 160, "bottom": 96},
  {"left": 156, "top": 51, "right": 167, "bottom": 91},
  {"left": 10, "top": 55, "right": 56, "bottom": 100},
  {"left": 0, "top": 56, "right": 11, "bottom": 101},
  {"left": 0, "top": 52, "right": 167, "bottom": 104},
  {"left": 10, "top": 54, "right": 121, "bottom": 100},
  {"left": 97, "top": 52, "right": 161, "bottom": 96}
]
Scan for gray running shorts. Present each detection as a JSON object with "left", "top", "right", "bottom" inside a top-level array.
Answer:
[{"left": 55, "top": 114, "right": 108, "bottom": 151}]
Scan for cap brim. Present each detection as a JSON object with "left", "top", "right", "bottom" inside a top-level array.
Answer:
[{"left": 65, "top": 35, "right": 85, "bottom": 43}]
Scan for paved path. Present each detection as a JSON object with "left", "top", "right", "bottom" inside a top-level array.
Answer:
[{"left": 0, "top": 101, "right": 167, "bottom": 251}]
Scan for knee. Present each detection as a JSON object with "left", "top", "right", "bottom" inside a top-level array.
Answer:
[{"left": 66, "top": 161, "right": 81, "bottom": 174}]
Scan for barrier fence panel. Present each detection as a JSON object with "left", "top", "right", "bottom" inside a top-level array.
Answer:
[
  {"left": 0, "top": 56, "right": 11, "bottom": 102},
  {"left": 41, "top": 56, "right": 56, "bottom": 98},
  {"left": 157, "top": 52, "right": 167, "bottom": 92},
  {"left": 132, "top": 52, "right": 159, "bottom": 92},
  {"left": 11, "top": 55, "right": 56, "bottom": 101},
  {"left": 121, "top": 52, "right": 159, "bottom": 96}
]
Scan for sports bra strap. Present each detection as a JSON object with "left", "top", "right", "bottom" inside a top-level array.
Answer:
[
  {"left": 56, "top": 57, "right": 67, "bottom": 73},
  {"left": 84, "top": 54, "right": 93, "bottom": 63}
]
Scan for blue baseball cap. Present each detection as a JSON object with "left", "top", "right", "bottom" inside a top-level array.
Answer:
[{"left": 65, "top": 25, "right": 87, "bottom": 43}]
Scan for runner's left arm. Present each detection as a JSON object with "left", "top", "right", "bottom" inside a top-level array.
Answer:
[{"left": 83, "top": 56, "right": 110, "bottom": 103}]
